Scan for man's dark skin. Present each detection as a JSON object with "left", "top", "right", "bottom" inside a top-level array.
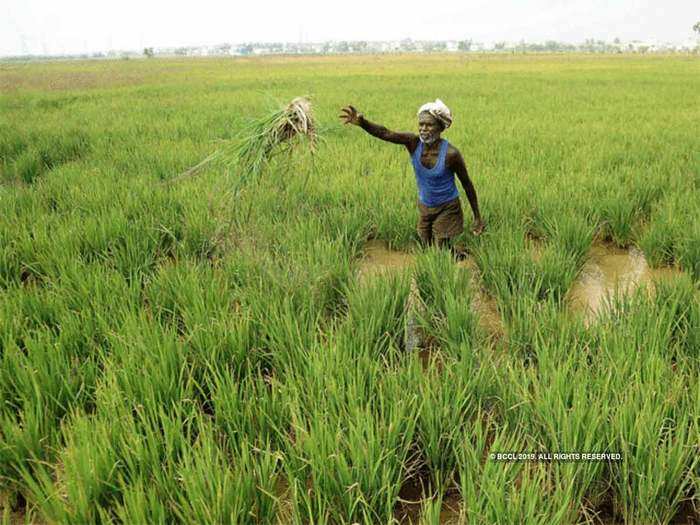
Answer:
[{"left": 339, "top": 105, "right": 484, "bottom": 248}]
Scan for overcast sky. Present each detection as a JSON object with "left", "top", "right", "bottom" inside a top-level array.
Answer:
[{"left": 2, "top": 0, "right": 699, "bottom": 56}]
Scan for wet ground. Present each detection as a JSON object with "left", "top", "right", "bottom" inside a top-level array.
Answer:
[
  {"left": 395, "top": 488, "right": 462, "bottom": 524},
  {"left": 357, "top": 240, "right": 504, "bottom": 344},
  {"left": 344, "top": 239, "right": 692, "bottom": 524},
  {"left": 566, "top": 242, "right": 683, "bottom": 323},
  {"left": 358, "top": 239, "right": 686, "bottom": 337},
  {"left": 356, "top": 239, "right": 418, "bottom": 281},
  {"left": 456, "top": 257, "right": 505, "bottom": 339}
]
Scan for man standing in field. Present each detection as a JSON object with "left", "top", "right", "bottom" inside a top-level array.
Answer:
[{"left": 340, "top": 99, "right": 484, "bottom": 256}]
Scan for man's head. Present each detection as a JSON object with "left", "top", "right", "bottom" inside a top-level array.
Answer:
[
  {"left": 418, "top": 112, "right": 443, "bottom": 145},
  {"left": 417, "top": 99, "right": 452, "bottom": 145}
]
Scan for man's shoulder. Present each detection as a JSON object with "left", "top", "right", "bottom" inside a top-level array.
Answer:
[
  {"left": 445, "top": 142, "right": 465, "bottom": 164},
  {"left": 445, "top": 141, "right": 461, "bottom": 154}
]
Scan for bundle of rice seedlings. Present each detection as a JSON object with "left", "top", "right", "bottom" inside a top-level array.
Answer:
[
  {"left": 233, "top": 96, "right": 317, "bottom": 177},
  {"left": 169, "top": 96, "right": 318, "bottom": 185}
]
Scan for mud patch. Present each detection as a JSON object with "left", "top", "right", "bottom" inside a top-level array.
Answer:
[
  {"left": 395, "top": 479, "right": 461, "bottom": 525},
  {"left": 567, "top": 243, "right": 683, "bottom": 323},
  {"left": 274, "top": 477, "right": 293, "bottom": 523},
  {"left": 357, "top": 239, "right": 416, "bottom": 281},
  {"left": 357, "top": 241, "right": 504, "bottom": 344},
  {"left": 0, "top": 490, "right": 44, "bottom": 525},
  {"left": 457, "top": 257, "right": 505, "bottom": 339}
]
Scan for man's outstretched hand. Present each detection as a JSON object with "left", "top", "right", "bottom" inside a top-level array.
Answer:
[
  {"left": 471, "top": 218, "right": 485, "bottom": 236},
  {"left": 339, "top": 105, "right": 362, "bottom": 126}
]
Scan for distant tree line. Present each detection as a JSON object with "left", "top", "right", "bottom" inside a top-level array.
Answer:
[{"left": 7, "top": 25, "right": 700, "bottom": 62}]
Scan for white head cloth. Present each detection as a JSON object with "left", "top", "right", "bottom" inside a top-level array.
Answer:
[{"left": 417, "top": 99, "right": 452, "bottom": 129}]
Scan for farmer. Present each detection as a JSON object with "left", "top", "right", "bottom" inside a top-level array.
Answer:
[{"left": 339, "top": 99, "right": 484, "bottom": 255}]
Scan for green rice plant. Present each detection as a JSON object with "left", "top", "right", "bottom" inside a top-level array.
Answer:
[
  {"left": 103, "top": 478, "right": 169, "bottom": 525},
  {"left": 594, "top": 177, "right": 663, "bottom": 248},
  {"left": 281, "top": 350, "right": 417, "bottom": 524},
  {"left": 335, "top": 270, "right": 412, "bottom": 360},
  {"left": 210, "top": 369, "right": 289, "bottom": 452},
  {"left": 536, "top": 212, "right": 595, "bottom": 270},
  {"left": 18, "top": 414, "right": 125, "bottom": 523},
  {"left": 8, "top": 148, "right": 43, "bottom": 184},
  {"left": 1, "top": 54, "right": 699, "bottom": 523},
  {"left": 0, "top": 125, "right": 26, "bottom": 168},
  {"left": 284, "top": 403, "right": 416, "bottom": 523},
  {"left": 471, "top": 227, "right": 536, "bottom": 303},
  {"left": 648, "top": 275, "right": 700, "bottom": 365},
  {"left": 457, "top": 418, "right": 575, "bottom": 525},
  {"left": 512, "top": 349, "right": 611, "bottom": 511},
  {"left": 142, "top": 259, "right": 236, "bottom": 334},
  {"left": 460, "top": 224, "right": 583, "bottom": 361},
  {"left": 414, "top": 247, "right": 481, "bottom": 349},
  {"left": 259, "top": 225, "right": 357, "bottom": 323},
  {"left": 638, "top": 195, "right": 682, "bottom": 267},
  {"left": 186, "top": 313, "right": 260, "bottom": 389},
  {"left": 0, "top": 327, "right": 97, "bottom": 423},
  {"left": 73, "top": 210, "right": 157, "bottom": 273},
  {"left": 472, "top": 225, "right": 580, "bottom": 308},
  {"left": 19, "top": 400, "right": 201, "bottom": 523},
  {"left": 418, "top": 489, "right": 443, "bottom": 525},
  {"left": 0, "top": 318, "right": 101, "bottom": 501},
  {"left": 584, "top": 288, "right": 698, "bottom": 523},
  {"left": 172, "top": 431, "right": 280, "bottom": 525},
  {"left": 596, "top": 284, "right": 690, "bottom": 370},
  {"left": 677, "top": 220, "right": 700, "bottom": 281},
  {"left": 533, "top": 244, "right": 583, "bottom": 304},
  {"left": 278, "top": 341, "right": 385, "bottom": 435},
  {"left": 412, "top": 359, "right": 479, "bottom": 487},
  {"left": 2, "top": 129, "right": 91, "bottom": 184},
  {"left": 495, "top": 294, "right": 544, "bottom": 360},
  {"left": 98, "top": 311, "right": 195, "bottom": 409},
  {"left": 0, "top": 501, "right": 40, "bottom": 525},
  {"left": 0, "top": 402, "right": 62, "bottom": 507},
  {"left": 610, "top": 379, "right": 696, "bottom": 525},
  {"left": 248, "top": 293, "right": 326, "bottom": 374},
  {"left": 597, "top": 191, "right": 641, "bottom": 246},
  {"left": 0, "top": 215, "right": 76, "bottom": 286}
]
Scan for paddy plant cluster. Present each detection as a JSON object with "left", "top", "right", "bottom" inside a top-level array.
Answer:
[{"left": 0, "top": 54, "right": 698, "bottom": 523}]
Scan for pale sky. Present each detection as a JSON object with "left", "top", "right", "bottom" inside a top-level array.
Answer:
[{"left": 2, "top": 0, "right": 699, "bottom": 56}]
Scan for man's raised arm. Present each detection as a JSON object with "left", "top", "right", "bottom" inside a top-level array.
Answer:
[{"left": 340, "top": 105, "right": 417, "bottom": 153}]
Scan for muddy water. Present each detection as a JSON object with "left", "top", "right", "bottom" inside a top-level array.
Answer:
[
  {"left": 567, "top": 243, "right": 682, "bottom": 322},
  {"left": 357, "top": 239, "right": 417, "bottom": 280},
  {"left": 357, "top": 240, "right": 426, "bottom": 355},
  {"left": 395, "top": 491, "right": 462, "bottom": 524},
  {"left": 358, "top": 240, "right": 684, "bottom": 336},
  {"left": 457, "top": 258, "right": 505, "bottom": 339},
  {"left": 357, "top": 240, "right": 503, "bottom": 341}
]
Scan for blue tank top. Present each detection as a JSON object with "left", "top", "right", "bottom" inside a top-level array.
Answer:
[{"left": 411, "top": 139, "right": 459, "bottom": 207}]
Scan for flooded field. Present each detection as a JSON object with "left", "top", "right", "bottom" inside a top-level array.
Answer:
[
  {"left": 568, "top": 242, "right": 684, "bottom": 323},
  {"left": 1, "top": 54, "right": 698, "bottom": 524},
  {"left": 357, "top": 239, "right": 505, "bottom": 345},
  {"left": 357, "top": 238, "right": 690, "bottom": 344},
  {"left": 357, "top": 239, "right": 417, "bottom": 280}
]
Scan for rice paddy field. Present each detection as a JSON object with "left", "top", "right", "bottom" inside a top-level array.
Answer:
[{"left": 1, "top": 53, "right": 699, "bottom": 524}]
